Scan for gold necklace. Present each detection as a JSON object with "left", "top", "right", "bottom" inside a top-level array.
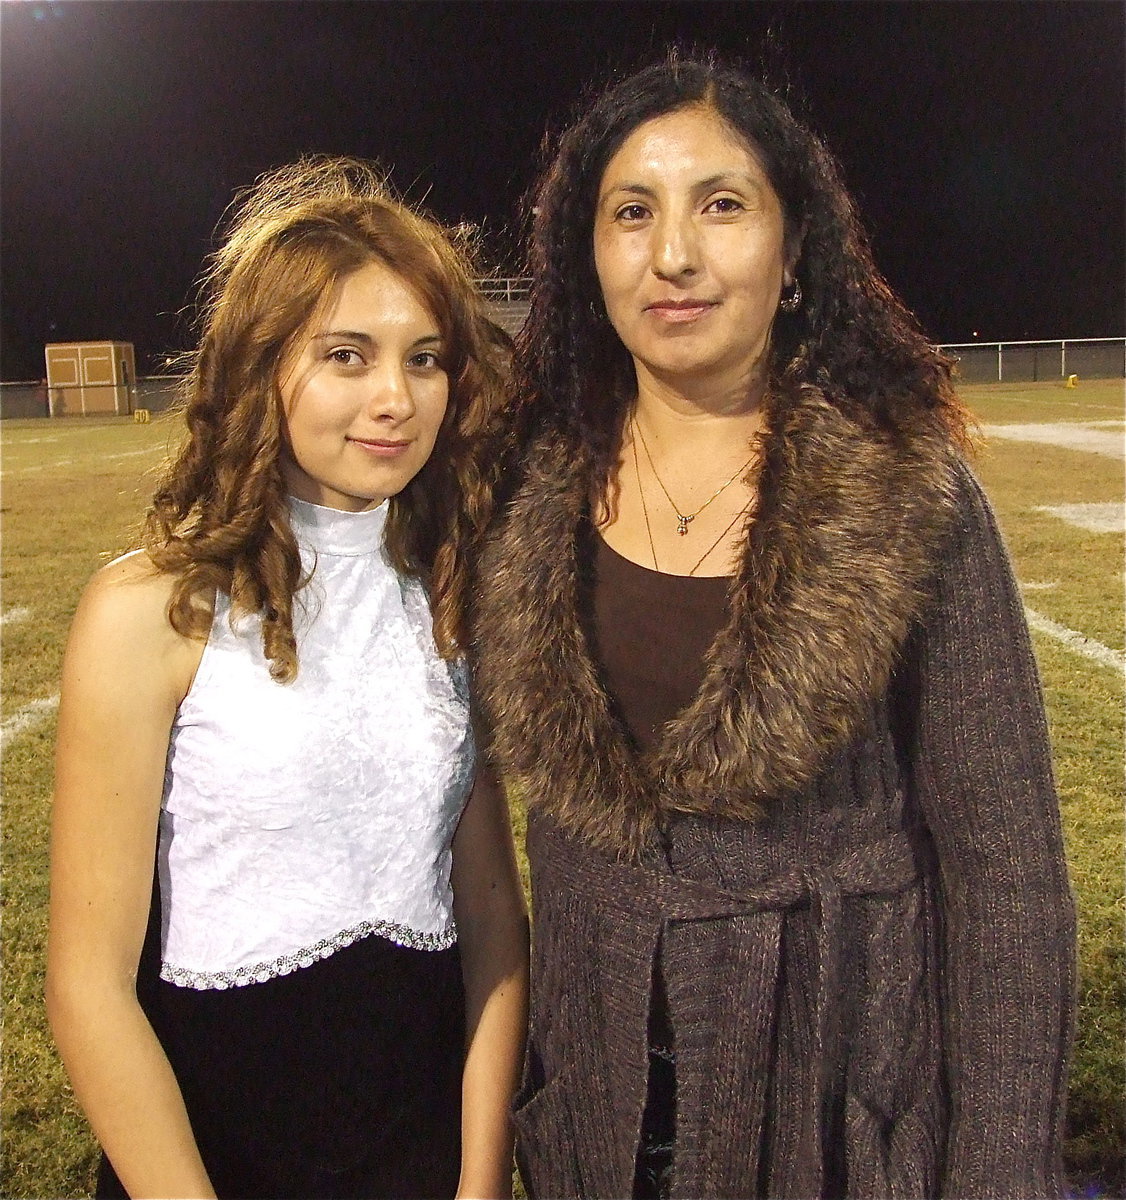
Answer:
[
  {"left": 634, "top": 431, "right": 750, "bottom": 576},
  {"left": 632, "top": 416, "right": 757, "bottom": 536},
  {"left": 632, "top": 429, "right": 660, "bottom": 569},
  {"left": 686, "top": 503, "right": 750, "bottom": 576}
]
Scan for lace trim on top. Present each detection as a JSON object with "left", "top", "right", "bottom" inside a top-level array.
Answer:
[{"left": 159, "top": 916, "right": 457, "bottom": 990}]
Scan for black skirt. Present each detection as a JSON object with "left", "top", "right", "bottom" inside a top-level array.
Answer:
[{"left": 97, "top": 876, "right": 465, "bottom": 1200}]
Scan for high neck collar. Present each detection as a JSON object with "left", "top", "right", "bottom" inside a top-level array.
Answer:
[{"left": 288, "top": 496, "right": 387, "bottom": 557}]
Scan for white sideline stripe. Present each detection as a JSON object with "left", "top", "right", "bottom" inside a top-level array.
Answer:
[
  {"left": 984, "top": 423, "right": 1124, "bottom": 459},
  {"left": 1035, "top": 503, "right": 1125, "bottom": 534},
  {"left": 0, "top": 694, "right": 60, "bottom": 750},
  {"left": 1024, "top": 608, "right": 1126, "bottom": 676},
  {"left": 0, "top": 606, "right": 32, "bottom": 627}
]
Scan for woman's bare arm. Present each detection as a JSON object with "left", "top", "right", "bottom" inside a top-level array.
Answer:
[
  {"left": 46, "top": 553, "right": 216, "bottom": 1199},
  {"left": 451, "top": 766, "right": 530, "bottom": 1200}
]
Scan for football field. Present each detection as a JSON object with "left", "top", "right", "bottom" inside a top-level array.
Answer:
[{"left": 2, "top": 379, "right": 1123, "bottom": 1196}]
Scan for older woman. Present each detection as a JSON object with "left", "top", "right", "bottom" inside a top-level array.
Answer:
[{"left": 472, "top": 55, "right": 1075, "bottom": 1199}]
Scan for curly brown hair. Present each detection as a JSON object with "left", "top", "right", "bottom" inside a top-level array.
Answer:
[
  {"left": 144, "top": 156, "right": 511, "bottom": 681},
  {"left": 515, "top": 51, "right": 971, "bottom": 496}
]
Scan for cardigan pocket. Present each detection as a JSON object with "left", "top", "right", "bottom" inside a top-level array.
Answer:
[{"left": 513, "top": 1065, "right": 586, "bottom": 1200}]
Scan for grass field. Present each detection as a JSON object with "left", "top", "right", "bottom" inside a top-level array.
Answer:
[{"left": 2, "top": 380, "right": 1123, "bottom": 1198}]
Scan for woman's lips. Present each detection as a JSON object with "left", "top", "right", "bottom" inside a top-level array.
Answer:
[
  {"left": 348, "top": 437, "right": 411, "bottom": 457},
  {"left": 644, "top": 299, "right": 718, "bottom": 324}
]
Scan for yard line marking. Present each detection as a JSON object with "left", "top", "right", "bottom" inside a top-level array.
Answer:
[
  {"left": 102, "top": 448, "right": 165, "bottom": 462},
  {"left": 0, "top": 694, "right": 60, "bottom": 751},
  {"left": 4, "top": 459, "right": 72, "bottom": 476},
  {"left": 0, "top": 606, "right": 31, "bottom": 627},
  {"left": 1024, "top": 608, "right": 1126, "bottom": 676},
  {"left": 6, "top": 446, "right": 164, "bottom": 477},
  {"left": 1019, "top": 581, "right": 1058, "bottom": 591},
  {"left": 984, "top": 423, "right": 1124, "bottom": 459},
  {"left": 1035, "top": 503, "right": 1125, "bottom": 534}
]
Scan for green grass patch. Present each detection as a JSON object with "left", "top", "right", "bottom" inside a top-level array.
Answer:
[
  {"left": 2, "top": 391, "right": 1122, "bottom": 1196},
  {"left": 958, "top": 377, "right": 1126, "bottom": 425}
]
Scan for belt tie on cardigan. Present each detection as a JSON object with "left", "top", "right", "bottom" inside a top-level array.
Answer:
[{"left": 544, "top": 824, "right": 919, "bottom": 1197}]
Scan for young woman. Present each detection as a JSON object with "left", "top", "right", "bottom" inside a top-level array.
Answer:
[
  {"left": 47, "top": 156, "right": 528, "bottom": 1200},
  {"left": 471, "top": 56, "right": 1076, "bottom": 1198}
]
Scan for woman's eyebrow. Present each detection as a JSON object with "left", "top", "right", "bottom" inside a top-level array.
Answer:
[
  {"left": 693, "top": 172, "right": 761, "bottom": 192},
  {"left": 604, "top": 181, "right": 656, "bottom": 196},
  {"left": 600, "top": 173, "right": 765, "bottom": 201},
  {"left": 598, "top": 182, "right": 656, "bottom": 207},
  {"left": 310, "top": 331, "right": 444, "bottom": 349},
  {"left": 310, "top": 329, "right": 376, "bottom": 346}
]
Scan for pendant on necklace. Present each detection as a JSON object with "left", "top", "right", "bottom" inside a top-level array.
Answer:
[{"left": 676, "top": 514, "right": 693, "bottom": 536}]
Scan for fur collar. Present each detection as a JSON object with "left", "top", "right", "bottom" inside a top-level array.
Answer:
[{"left": 471, "top": 386, "right": 962, "bottom": 860}]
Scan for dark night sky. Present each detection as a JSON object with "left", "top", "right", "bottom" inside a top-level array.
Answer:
[{"left": 2, "top": 0, "right": 1123, "bottom": 380}]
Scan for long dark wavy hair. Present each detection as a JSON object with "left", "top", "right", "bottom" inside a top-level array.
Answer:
[
  {"left": 515, "top": 51, "right": 970, "bottom": 497},
  {"left": 144, "top": 156, "right": 511, "bottom": 680}
]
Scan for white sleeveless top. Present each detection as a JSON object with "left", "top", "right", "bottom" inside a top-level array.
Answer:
[{"left": 157, "top": 498, "right": 475, "bottom": 990}]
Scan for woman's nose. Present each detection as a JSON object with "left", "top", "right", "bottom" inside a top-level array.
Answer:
[
  {"left": 366, "top": 364, "right": 415, "bottom": 421},
  {"left": 651, "top": 211, "right": 699, "bottom": 280}
]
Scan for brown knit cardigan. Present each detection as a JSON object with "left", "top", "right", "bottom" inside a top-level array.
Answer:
[{"left": 471, "top": 387, "right": 1076, "bottom": 1200}]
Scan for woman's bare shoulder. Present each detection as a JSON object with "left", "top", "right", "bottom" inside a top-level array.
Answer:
[
  {"left": 75, "top": 551, "right": 178, "bottom": 629},
  {"left": 68, "top": 551, "right": 209, "bottom": 693},
  {"left": 96, "top": 547, "right": 170, "bottom": 585}
]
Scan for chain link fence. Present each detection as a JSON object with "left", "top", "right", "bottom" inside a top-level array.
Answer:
[{"left": 942, "top": 338, "right": 1126, "bottom": 384}]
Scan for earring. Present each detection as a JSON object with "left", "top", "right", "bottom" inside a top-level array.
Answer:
[{"left": 779, "top": 280, "right": 802, "bottom": 313}]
